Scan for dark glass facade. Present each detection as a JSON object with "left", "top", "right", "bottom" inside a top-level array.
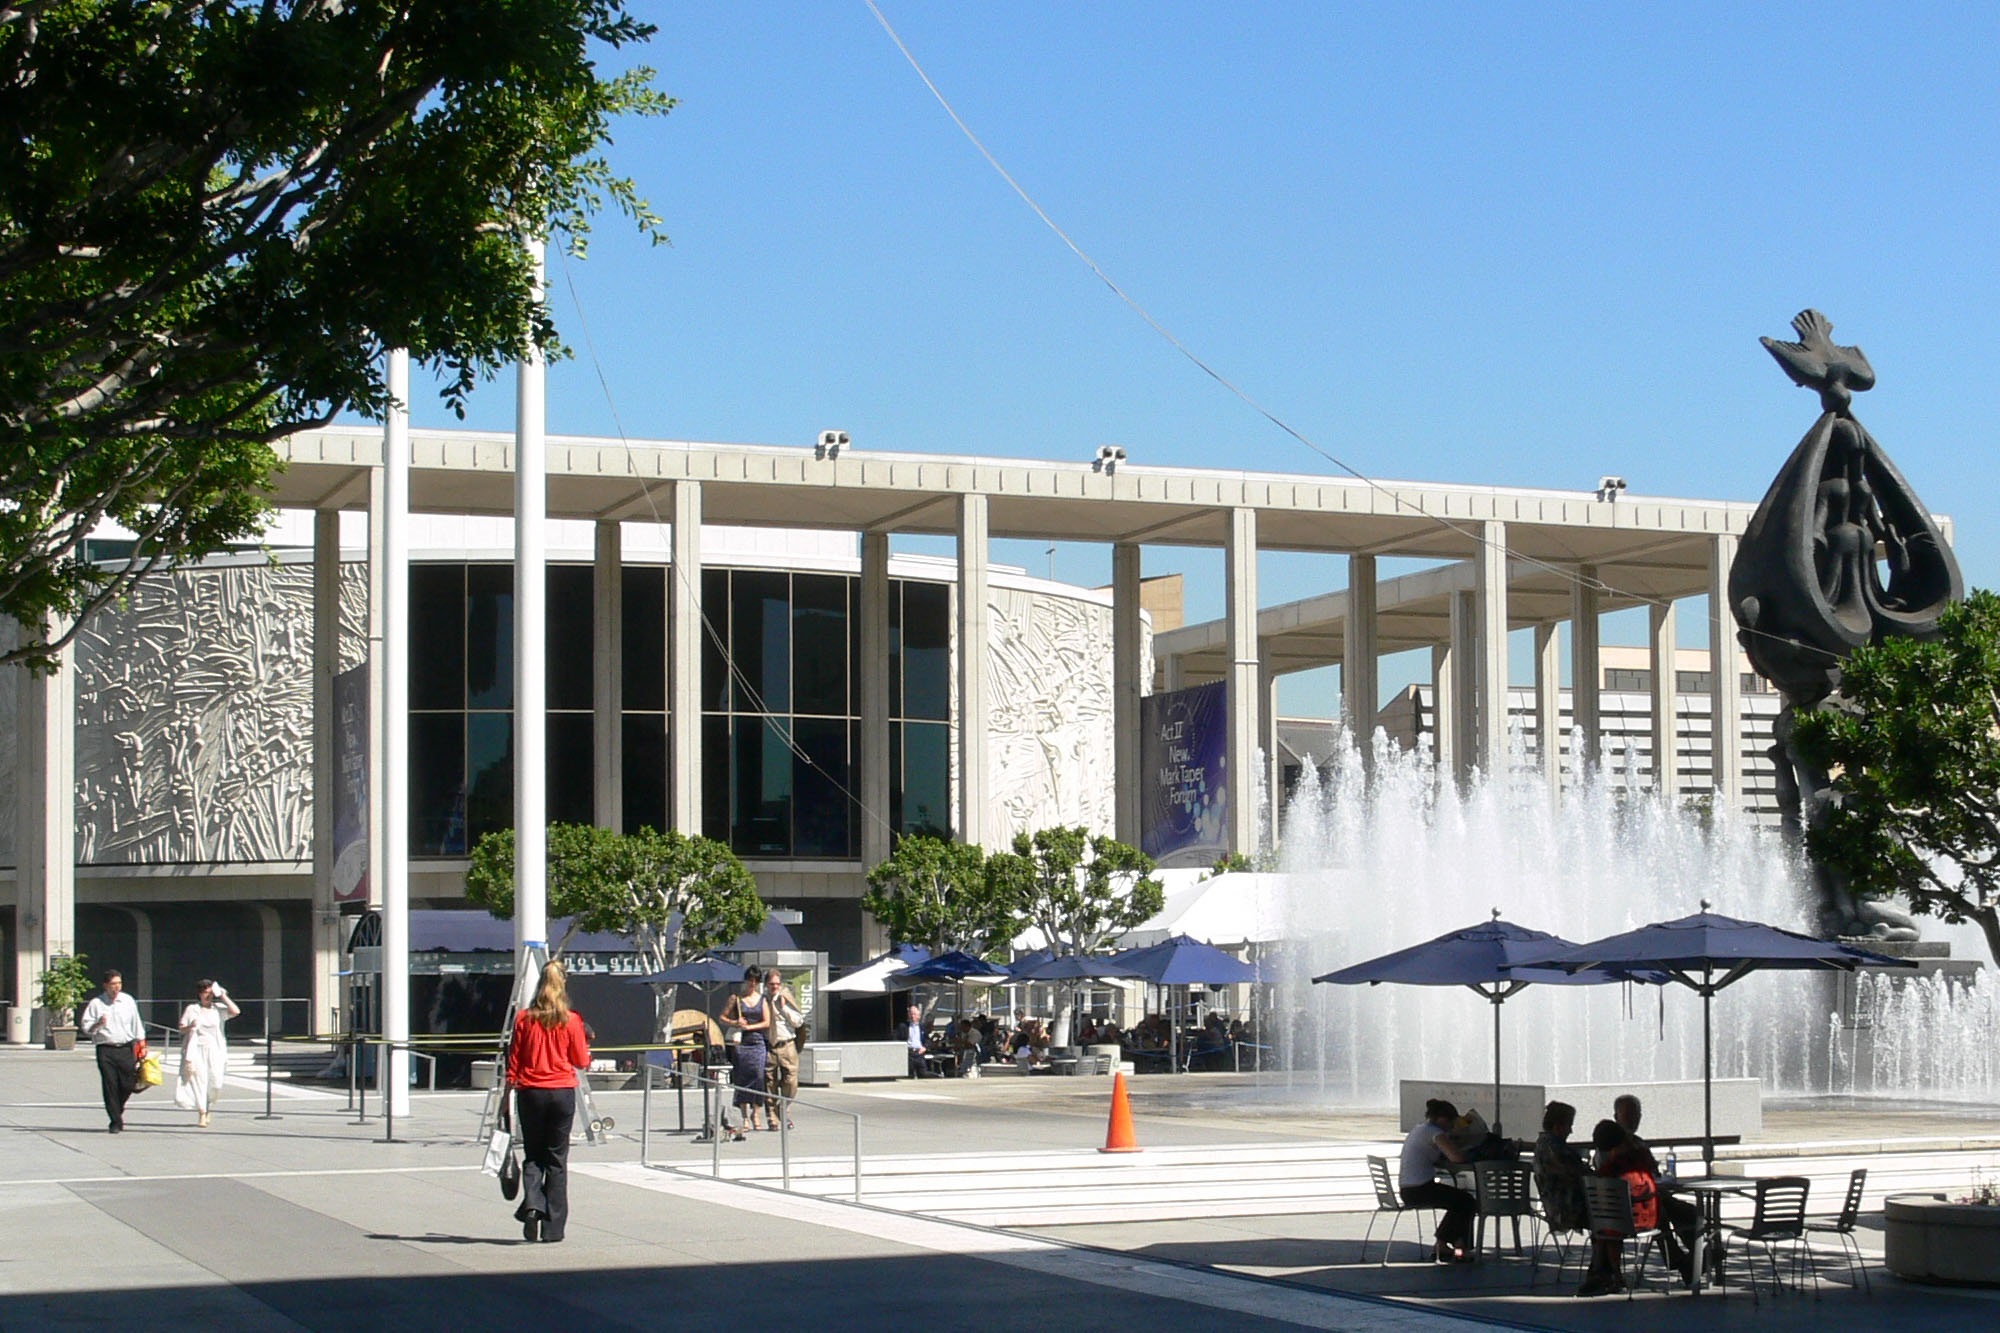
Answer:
[{"left": 410, "top": 560, "right": 951, "bottom": 860}]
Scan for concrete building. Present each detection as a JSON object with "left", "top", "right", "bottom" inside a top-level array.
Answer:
[{"left": 6, "top": 420, "right": 1863, "bottom": 1046}]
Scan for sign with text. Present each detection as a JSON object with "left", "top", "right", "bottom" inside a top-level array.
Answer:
[
  {"left": 332, "top": 664, "right": 369, "bottom": 904},
  {"left": 1139, "top": 681, "right": 1229, "bottom": 867}
]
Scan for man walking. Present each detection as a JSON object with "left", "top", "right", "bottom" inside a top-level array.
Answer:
[
  {"left": 762, "top": 969, "right": 805, "bottom": 1127},
  {"left": 80, "top": 969, "right": 144, "bottom": 1132}
]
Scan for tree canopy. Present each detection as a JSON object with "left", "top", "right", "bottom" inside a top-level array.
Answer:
[
  {"left": 862, "top": 834, "right": 1015, "bottom": 959},
  {"left": 985, "top": 826, "right": 1162, "bottom": 959},
  {"left": 465, "top": 823, "right": 765, "bottom": 971},
  {"left": 0, "top": 1, "right": 670, "bottom": 669},
  {"left": 1793, "top": 589, "right": 2000, "bottom": 967}
]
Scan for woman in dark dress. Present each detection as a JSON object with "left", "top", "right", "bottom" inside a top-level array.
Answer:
[{"left": 719, "top": 966, "right": 771, "bottom": 1137}]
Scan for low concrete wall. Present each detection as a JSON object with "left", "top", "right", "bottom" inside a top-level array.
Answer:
[
  {"left": 800, "top": 1041, "right": 906, "bottom": 1083},
  {"left": 1399, "top": 1077, "right": 1761, "bottom": 1140},
  {"left": 1885, "top": 1193, "right": 2000, "bottom": 1286}
]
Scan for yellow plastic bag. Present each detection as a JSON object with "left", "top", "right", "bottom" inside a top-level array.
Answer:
[{"left": 137, "top": 1054, "right": 163, "bottom": 1089}]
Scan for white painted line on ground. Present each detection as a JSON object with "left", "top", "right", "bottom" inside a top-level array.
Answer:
[
  {"left": 0, "top": 1165, "right": 483, "bottom": 1188},
  {"left": 583, "top": 1162, "right": 1488, "bottom": 1332}
]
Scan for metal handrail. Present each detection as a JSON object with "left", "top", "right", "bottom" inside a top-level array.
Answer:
[{"left": 659, "top": 1065, "right": 862, "bottom": 1204}]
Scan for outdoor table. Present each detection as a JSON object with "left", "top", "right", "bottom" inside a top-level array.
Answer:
[
  {"left": 921, "top": 1050, "right": 957, "bottom": 1078},
  {"left": 1664, "top": 1175, "right": 1757, "bottom": 1295}
]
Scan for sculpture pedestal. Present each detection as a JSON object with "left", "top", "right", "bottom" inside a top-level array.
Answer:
[{"left": 1884, "top": 1193, "right": 2000, "bottom": 1287}]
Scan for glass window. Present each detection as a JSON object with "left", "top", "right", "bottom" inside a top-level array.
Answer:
[
  {"left": 622, "top": 566, "right": 666, "bottom": 713},
  {"left": 702, "top": 713, "right": 730, "bottom": 843},
  {"left": 900, "top": 719, "right": 950, "bottom": 838},
  {"left": 887, "top": 579, "right": 902, "bottom": 718},
  {"left": 792, "top": 573, "right": 848, "bottom": 716},
  {"left": 732, "top": 716, "right": 793, "bottom": 856},
  {"left": 465, "top": 712, "right": 514, "bottom": 846},
  {"left": 410, "top": 713, "right": 465, "bottom": 855},
  {"left": 791, "top": 716, "right": 853, "bottom": 857},
  {"left": 547, "top": 712, "right": 593, "bottom": 826},
  {"left": 546, "top": 565, "right": 594, "bottom": 712},
  {"left": 622, "top": 713, "right": 667, "bottom": 835},
  {"left": 701, "top": 569, "right": 730, "bottom": 712},
  {"left": 409, "top": 566, "right": 465, "bottom": 711},
  {"left": 466, "top": 564, "right": 514, "bottom": 709},
  {"left": 731, "top": 571, "right": 790, "bottom": 713},
  {"left": 901, "top": 580, "right": 949, "bottom": 720}
]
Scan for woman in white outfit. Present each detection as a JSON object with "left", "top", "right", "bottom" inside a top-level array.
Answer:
[{"left": 175, "top": 979, "right": 240, "bottom": 1126}]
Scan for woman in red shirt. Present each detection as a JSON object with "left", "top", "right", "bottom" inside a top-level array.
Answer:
[{"left": 506, "top": 960, "right": 591, "bottom": 1243}]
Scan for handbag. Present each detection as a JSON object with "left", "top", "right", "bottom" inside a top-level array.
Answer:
[
  {"left": 137, "top": 1054, "right": 163, "bottom": 1089},
  {"left": 483, "top": 1092, "right": 517, "bottom": 1194}
]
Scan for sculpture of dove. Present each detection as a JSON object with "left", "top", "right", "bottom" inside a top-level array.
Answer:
[{"left": 1760, "top": 308, "right": 1875, "bottom": 412}]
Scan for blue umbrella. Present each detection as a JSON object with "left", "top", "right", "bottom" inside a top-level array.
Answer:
[
  {"left": 898, "top": 950, "right": 1013, "bottom": 983},
  {"left": 1530, "top": 903, "right": 1916, "bottom": 1165},
  {"left": 1005, "top": 949, "right": 1054, "bottom": 977},
  {"left": 1113, "top": 935, "right": 1261, "bottom": 1073},
  {"left": 1011, "top": 954, "right": 1145, "bottom": 982},
  {"left": 1314, "top": 911, "right": 1651, "bottom": 1135}
]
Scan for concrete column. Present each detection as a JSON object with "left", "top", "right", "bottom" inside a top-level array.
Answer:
[
  {"left": 859, "top": 531, "right": 893, "bottom": 868},
  {"left": 1474, "top": 521, "right": 1509, "bottom": 773},
  {"left": 1534, "top": 622, "right": 1563, "bottom": 806},
  {"left": 593, "top": 520, "right": 623, "bottom": 831},
  {"left": 366, "top": 466, "right": 388, "bottom": 916},
  {"left": 1571, "top": 567, "right": 1601, "bottom": 771},
  {"left": 1260, "top": 646, "right": 1281, "bottom": 834},
  {"left": 1649, "top": 599, "right": 1679, "bottom": 800},
  {"left": 104, "top": 906, "right": 153, "bottom": 1005},
  {"left": 1112, "top": 542, "right": 1144, "bottom": 846},
  {"left": 513, "top": 242, "right": 548, "bottom": 967},
  {"left": 667, "top": 482, "right": 704, "bottom": 835},
  {"left": 1224, "top": 507, "right": 1260, "bottom": 855},
  {"left": 380, "top": 349, "right": 411, "bottom": 1112},
  {"left": 1342, "top": 555, "right": 1379, "bottom": 758},
  {"left": 1707, "top": 534, "right": 1744, "bottom": 812},
  {"left": 309, "top": 508, "right": 342, "bottom": 1035},
  {"left": 1161, "top": 654, "right": 1185, "bottom": 693},
  {"left": 251, "top": 903, "right": 283, "bottom": 1020},
  {"left": 1449, "top": 589, "right": 1477, "bottom": 785},
  {"left": 1430, "top": 643, "right": 1455, "bottom": 776},
  {"left": 9, "top": 631, "right": 74, "bottom": 1044},
  {"left": 955, "top": 494, "right": 991, "bottom": 848}
]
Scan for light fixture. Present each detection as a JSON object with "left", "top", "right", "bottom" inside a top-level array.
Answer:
[
  {"left": 1596, "top": 475, "right": 1627, "bottom": 502},
  {"left": 815, "top": 429, "right": 849, "bottom": 460},
  {"left": 1093, "top": 444, "right": 1127, "bottom": 473}
]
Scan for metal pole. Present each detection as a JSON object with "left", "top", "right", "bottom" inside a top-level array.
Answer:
[
  {"left": 1492, "top": 992, "right": 1503, "bottom": 1138},
  {"left": 257, "top": 1011, "right": 280, "bottom": 1120},
  {"left": 779, "top": 1093, "right": 791, "bottom": 1192},
  {"left": 346, "top": 1032, "right": 357, "bottom": 1111},
  {"left": 382, "top": 1042, "right": 395, "bottom": 1144},
  {"left": 1702, "top": 973, "right": 1714, "bottom": 1169},
  {"left": 852, "top": 1117, "right": 862, "bottom": 1204},
  {"left": 355, "top": 1039, "right": 368, "bottom": 1125},
  {"left": 711, "top": 1084, "right": 722, "bottom": 1180},
  {"left": 640, "top": 1059, "right": 652, "bottom": 1167}
]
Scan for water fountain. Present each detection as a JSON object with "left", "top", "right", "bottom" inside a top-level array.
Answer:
[{"left": 1265, "top": 728, "right": 2000, "bottom": 1107}]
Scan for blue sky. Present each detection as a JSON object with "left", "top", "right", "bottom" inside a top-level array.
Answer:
[{"left": 391, "top": 4, "right": 2000, "bottom": 714}]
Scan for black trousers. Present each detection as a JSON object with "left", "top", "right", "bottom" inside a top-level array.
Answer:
[
  {"left": 515, "top": 1088, "right": 575, "bottom": 1240},
  {"left": 1402, "top": 1180, "right": 1476, "bottom": 1248},
  {"left": 96, "top": 1042, "right": 138, "bottom": 1129}
]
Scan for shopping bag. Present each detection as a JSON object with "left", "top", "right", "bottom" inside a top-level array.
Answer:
[{"left": 137, "top": 1054, "right": 163, "bottom": 1089}]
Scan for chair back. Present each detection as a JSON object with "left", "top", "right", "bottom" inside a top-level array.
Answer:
[
  {"left": 1746, "top": 1176, "right": 1811, "bottom": 1238},
  {"left": 1582, "top": 1174, "right": 1636, "bottom": 1238},
  {"left": 1366, "top": 1155, "right": 1402, "bottom": 1211},
  {"left": 1475, "top": 1160, "right": 1534, "bottom": 1218},
  {"left": 1833, "top": 1167, "right": 1867, "bottom": 1231}
]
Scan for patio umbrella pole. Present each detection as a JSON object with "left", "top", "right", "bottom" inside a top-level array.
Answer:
[
  {"left": 1703, "top": 965, "right": 1714, "bottom": 1170},
  {"left": 1492, "top": 989, "right": 1503, "bottom": 1138}
]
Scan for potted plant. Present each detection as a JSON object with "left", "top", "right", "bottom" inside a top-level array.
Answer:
[{"left": 35, "top": 952, "right": 94, "bottom": 1051}]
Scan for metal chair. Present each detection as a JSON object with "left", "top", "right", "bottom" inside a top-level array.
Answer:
[
  {"left": 1362, "top": 1155, "right": 1433, "bottom": 1265},
  {"left": 1721, "top": 1176, "right": 1812, "bottom": 1302},
  {"left": 1582, "top": 1175, "right": 1670, "bottom": 1298},
  {"left": 1805, "top": 1168, "right": 1869, "bottom": 1294},
  {"left": 1473, "top": 1159, "right": 1535, "bottom": 1259},
  {"left": 1525, "top": 1173, "right": 1590, "bottom": 1289}
]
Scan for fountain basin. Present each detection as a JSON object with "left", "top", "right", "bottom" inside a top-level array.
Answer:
[
  {"left": 1399, "top": 1077, "right": 1762, "bottom": 1139},
  {"left": 1885, "top": 1193, "right": 2000, "bottom": 1286}
]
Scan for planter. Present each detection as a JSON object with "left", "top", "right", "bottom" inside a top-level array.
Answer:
[
  {"left": 44, "top": 1025, "right": 78, "bottom": 1052},
  {"left": 1884, "top": 1192, "right": 2000, "bottom": 1287}
]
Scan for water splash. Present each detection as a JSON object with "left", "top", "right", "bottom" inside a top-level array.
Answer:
[{"left": 1263, "top": 729, "right": 1998, "bottom": 1105}]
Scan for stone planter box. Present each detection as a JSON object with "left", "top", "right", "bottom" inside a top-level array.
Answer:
[
  {"left": 44, "top": 1025, "right": 78, "bottom": 1052},
  {"left": 1884, "top": 1192, "right": 2000, "bottom": 1287}
]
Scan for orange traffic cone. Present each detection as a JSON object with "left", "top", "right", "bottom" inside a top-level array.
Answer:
[{"left": 1099, "top": 1071, "right": 1141, "bottom": 1153}]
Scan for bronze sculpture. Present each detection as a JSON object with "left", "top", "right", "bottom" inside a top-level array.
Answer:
[{"left": 1730, "top": 310, "right": 1962, "bottom": 938}]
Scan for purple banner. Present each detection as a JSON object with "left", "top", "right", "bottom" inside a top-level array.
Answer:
[
  {"left": 332, "top": 664, "right": 369, "bottom": 904},
  {"left": 1139, "top": 681, "right": 1229, "bottom": 867}
]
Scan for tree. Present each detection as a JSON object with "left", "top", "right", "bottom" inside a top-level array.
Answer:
[
  {"left": 465, "top": 823, "right": 765, "bottom": 971},
  {"left": 0, "top": 1, "right": 671, "bottom": 669},
  {"left": 987, "top": 826, "right": 1163, "bottom": 958},
  {"left": 1793, "top": 589, "right": 2000, "bottom": 967},
  {"left": 862, "top": 835, "right": 1016, "bottom": 959}
]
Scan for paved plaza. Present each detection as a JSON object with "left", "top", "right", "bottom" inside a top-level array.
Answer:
[{"left": 5, "top": 1049, "right": 1998, "bottom": 1331}]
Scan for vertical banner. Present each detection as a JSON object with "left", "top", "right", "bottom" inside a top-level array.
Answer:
[
  {"left": 1139, "top": 681, "right": 1229, "bottom": 867},
  {"left": 331, "top": 664, "right": 369, "bottom": 904}
]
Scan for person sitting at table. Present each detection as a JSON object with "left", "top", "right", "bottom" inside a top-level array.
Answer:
[
  {"left": 1532, "top": 1101, "right": 1591, "bottom": 1238},
  {"left": 1613, "top": 1094, "right": 1700, "bottom": 1275},
  {"left": 1399, "top": 1098, "right": 1476, "bottom": 1263},
  {"left": 1077, "top": 1016, "right": 1099, "bottom": 1045},
  {"left": 1098, "top": 1020, "right": 1122, "bottom": 1046},
  {"left": 1582, "top": 1118, "right": 1692, "bottom": 1293},
  {"left": 955, "top": 1019, "right": 983, "bottom": 1076}
]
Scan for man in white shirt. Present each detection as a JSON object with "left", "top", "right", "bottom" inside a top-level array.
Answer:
[
  {"left": 905, "top": 1004, "right": 928, "bottom": 1079},
  {"left": 80, "top": 969, "right": 145, "bottom": 1132}
]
